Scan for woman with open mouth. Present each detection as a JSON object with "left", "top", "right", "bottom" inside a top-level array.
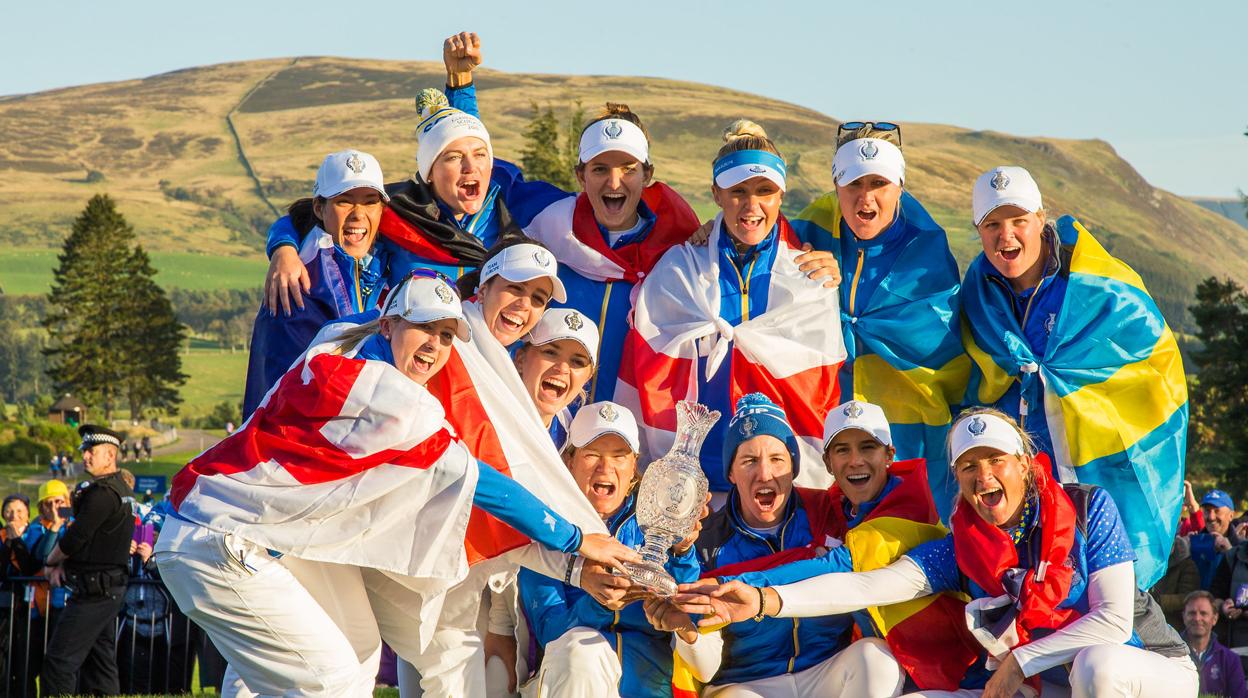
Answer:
[
  {"left": 619, "top": 120, "right": 847, "bottom": 494},
  {"left": 788, "top": 121, "right": 969, "bottom": 518},
  {"left": 242, "top": 149, "right": 393, "bottom": 417},
  {"left": 260, "top": 32, "right": 538, "bottom": 316},
  {"left": 159, "top": 271, "right": 638, "bottom": 698},
  {"left": 674, "top": 408, "right": 1197, "bottom": 697},
  {"left": 511, "top": 402, "right": 705, "bottom": 697},
  {"left": 513, "top": 307, "right": 600, "bottom": 449},
  {"left": 960, "top": 165, "right": 1188, "bottom": 596}
]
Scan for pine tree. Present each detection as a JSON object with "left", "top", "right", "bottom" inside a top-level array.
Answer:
[
  {"left": 42, "top": 195, "right": 186, "bottom": 421},
  {"left": 1188, "top": 276, "right": 1248, "bottom": 499},
  {"left": 561, "top": 101, "right": 586, "bottom": 181},
  {"left": 521, "top": 103, "right": 571, "bottom": 190}
]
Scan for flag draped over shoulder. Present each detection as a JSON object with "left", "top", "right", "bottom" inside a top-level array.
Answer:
[
  {"left": 790, "top": 192, "right": 970, "bottom": 515},
  {"left": 523, "top": 182, "right": 699, "bottom": 283},
  {"left": 172, "top": 339, "right": 478, "bottom": 638},
  {"left": 242, "top": 231, "right": 359, "bottom": 417},
  {"left": 961, "top": 216, "right": 1187, "bottom": 589},
  {"left": 616, "top": 214, "right": 847, "bottom": 487}
]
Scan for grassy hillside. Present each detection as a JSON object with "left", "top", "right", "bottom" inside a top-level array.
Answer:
[{"left": 1, "top": 56, "right": 1242, "bottom": 332}]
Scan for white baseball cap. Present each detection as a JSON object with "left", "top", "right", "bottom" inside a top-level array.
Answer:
[
  {"left": 480, "top": 243, "right": 568, "bottom": 303},
  {"left": 578, "top": 118, "right": 649, "bottom": 165},
  {"left": 832, "top": 138, "right": 905, "bottom": 187},
  {"left": 523, "top": 308, "right": 600, "bottom": 365},
  {"left": 382, "top": 272, "right": 470, "bottom": 341},
  {"left": 949, "top": 412, "right": 1027, "bottom": 464},
  {"left": 972, "top": 166, "right": 1043, "bottom": 226},
  {"left": 822, "top": 400, "right": 892, "bottom": 450},
  {"left": 568, "top": 401, "right": 641, "bottom": 453},
  {"left": 314, "top": 150, "right": 390, "bottom": 201}
]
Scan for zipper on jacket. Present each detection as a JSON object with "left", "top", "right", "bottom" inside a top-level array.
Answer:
[
  {"left": 848, "top": 249, "right": 865, "bottom": 315},
  {"left": 590, "top": 281, "right": 613, "bottom": 401},
  {"left": 353, "top": 259, "right": 364, "bottom": 313},
  {"left": 788, "top": 619, "right": 801, "bottom": 673}
]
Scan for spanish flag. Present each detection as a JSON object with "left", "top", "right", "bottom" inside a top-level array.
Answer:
[{"left": 962, "top": 216, "right": 1187, "bottom": 589}]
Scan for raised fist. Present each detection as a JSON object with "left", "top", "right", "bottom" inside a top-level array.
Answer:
[{"left": 443, "top": 31, "right": 482, "bottom": 83}]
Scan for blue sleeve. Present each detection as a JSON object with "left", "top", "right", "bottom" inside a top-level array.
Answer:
[
  {"left": 730, "top": 545, "right": 855, "bottom": 587},
  {"left": 903, "top": 534, "right": 960, "bottom": 594},
  {"left": 472, "top": 460, "right": 582, "bottom": 554},
  {"left": 1083, "top": 487, "right": 1137, "bottom": 573},
  {"left": 506, "top": 177, "right": 575, "bottom": 229},
  {"left": 445, "top": 82, "right": 479, "bottom": 119},
  {"left": 517, "top": 568, "right": 612, "bottom": 645},
  {"left": 666, "top": 546, "right": 702, "bottom": 584},
  {"left": 266, "top": 215, "right": 303, "bottom": 259}
]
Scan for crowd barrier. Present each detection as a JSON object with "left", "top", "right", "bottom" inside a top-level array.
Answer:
[{"left": 0, "top": 576, "right": 200, "bottom": 697}]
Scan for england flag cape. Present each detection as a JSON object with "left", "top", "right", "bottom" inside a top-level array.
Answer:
[
  {"left": 171, "top": 338, "right": 479, "bottom": 637},
  {"left": 616, "top": 214, "right": 847, "bottom": 488}
]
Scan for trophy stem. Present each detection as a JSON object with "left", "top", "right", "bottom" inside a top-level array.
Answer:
[{"left": 623, "top": 531, "right": 679, "bottom": 597}]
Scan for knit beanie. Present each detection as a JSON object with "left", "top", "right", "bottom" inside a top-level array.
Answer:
[
  {"left": 721, "top": 393, "right": 801, "bottom": 482},
  {"left": 414, "top": 88, "right": 493, "bottom": 182}
]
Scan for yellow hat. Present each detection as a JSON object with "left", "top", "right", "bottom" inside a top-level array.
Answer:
[{"left": 39, "top": 479, "right": 69, "bottom": 503}]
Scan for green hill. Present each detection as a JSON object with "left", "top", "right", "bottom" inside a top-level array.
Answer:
[{"left": 1, "top": 56, "right": 1242, "bottom": 331}]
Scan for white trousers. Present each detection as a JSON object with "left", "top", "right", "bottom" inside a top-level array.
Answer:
[
  {"left": 155, "top": 517, "right": 375, "bottom": 698},
  {"left": 520, "top": 626, "right": 622, "bottom": 698},
  {"left": 395, "top": 569, "right": 491, "bottom": 697},
  {"left": 901, "top": 644, "right": 1198, "bottom": 698},
  {"left": 704, "top": 637, "right": 905, "bottom": 698}
]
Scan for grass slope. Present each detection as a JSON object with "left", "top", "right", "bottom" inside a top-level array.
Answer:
[
  {"left": 0, "top": 248, "right": 266, "bottom": 295},
  {"left": 1, "top": 57, "right": 1242, "bottom": 332}
]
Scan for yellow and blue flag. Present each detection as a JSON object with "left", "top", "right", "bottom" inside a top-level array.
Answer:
[
  {"left": 961, "top": 216, "right": 1186, "bottom": 588},
  {"left": 791, "top": 192, "right": 970, "bottom": 517}
]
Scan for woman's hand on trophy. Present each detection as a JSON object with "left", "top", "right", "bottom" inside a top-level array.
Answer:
[
  {"left": 643, "top": 596, "right": 699, "bottom": 643},
  {"left": 578, "top": 533, "right": 642, "bottom": 573},
  {"left": 672, "top": 492, "right": 713, "bottom": 555},
  {"left": 580, "top": 560, "right": 635, "bottom": 610},
  {"left": 674, "top": 579, "right": 767, "bottom": 626}
]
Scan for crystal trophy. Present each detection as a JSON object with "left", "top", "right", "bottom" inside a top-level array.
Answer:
[{"left": 622, "top": 401, "right": 719, "bottom": 596}]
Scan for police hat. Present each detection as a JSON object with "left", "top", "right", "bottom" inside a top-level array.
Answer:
[{"left": 77, "top": 424, "right": 122, "bottom": 452}]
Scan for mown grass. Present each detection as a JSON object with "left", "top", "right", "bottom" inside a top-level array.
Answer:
[
  {"left": 178, "top": 348, "right": 249, "bottom": 418},
  {"left": 0, "top": 248, "right": 265, "bottom": 296}
]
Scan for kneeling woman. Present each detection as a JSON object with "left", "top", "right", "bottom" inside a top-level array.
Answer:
[
  {"left": 683, "top": 409, "right": 1196, "bottom": 697},
  {"left": 156, "top": 273, "right": 636, "bottom": 697},
  {"left": 620, "top": 121, "right": 846, "bottom": 493},
  {"left": 519, "top": 402, "right": 701, "bottom": 697}
]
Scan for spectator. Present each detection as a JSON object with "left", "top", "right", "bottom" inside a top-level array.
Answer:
[
  {"left": 1184, "top": 590, "right": 1248, "bottom": 698},
  {"left": 1152, "top": 535, "right": 1202, "bottom": 630},
  {"left": 1179, "top": 481, "right": 1207, "bottom": 536},
  {"left": 1, "top": 494, "right": 38, "bottom": 697},
  {"left": 142, "top": 435, "right": 152, "bottom": 462},
  {"left": 1192, "top": 489, "right": 1239, "bottom": 589}
]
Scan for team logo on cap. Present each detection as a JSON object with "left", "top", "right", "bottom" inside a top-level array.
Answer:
[
  {"left": 967, "top": 416, "right": 987, "bottom": 436},
  {"left": 599, "top": 404, "right": 619, "bottom": 422},
  {"left": 739, "top": 416, "right": 757, "bottom": 438},
  {"left": 534, "top": 250, "right": 552, "bottom": 268},
  {"left": 565, "top": 311, "right": 584, "bottom": 331},
  {"left": 604, "top": 121, "right": 623, "bottom": 139},
  {"left": 860, "top": 141, "right": 879, "bottom": 160},
  {"left": 434, "top": 281, "right": 454, "bottom": 304},
  {"left": 990, "top": 171, "right": 1011, "bottom": 191},
  {"left": 483, "top": 258, "right": 502, "bottom": 276},
  {"left": 346, "top": 153, "right": 365, "bottom": 174},
  {"left": 843, "top": 402, "right": 864, "bottom": 418},
  {"left": 748, "top": 165, "right": 766, "bottom": 173}
]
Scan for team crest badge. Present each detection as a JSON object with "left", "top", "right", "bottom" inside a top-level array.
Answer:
[
  {"left": 604, "top": 121, "right": 623, "bottom": 139},
  {"left": 967, "top": 416, "right": 987, "bottom": 436},
  {"left": 346, "top": 153, "right": 365, "bottom": 174},
  {"left": 991, "top": 171, "right": 1011, "bottom": 191},
  {"left": 860, "top": 141, "right": 879, "bottom": 160},
  {"left": 739, "top": 416, "right": 757, "bottom": 438},
  {"left": 434, "top": 282, "right": 454, "bottom": 304},
  {"left": 599, "top": 404, "right": 619, "bottom": 422},
  {"left": 843, "top": 402, "right": 864, "bottom": 418},
  {"left": 534, "top": 250, "right": 552, "bottom": 267},
  {"left": 748, "top": 165, "right": 766, "bottom": 173},
  {"left": 565, "top": 311, "right": 584, "bottom": 331}
]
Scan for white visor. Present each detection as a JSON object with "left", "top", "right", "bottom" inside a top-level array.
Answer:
[
  {"left": 523, "top": 308, "right": 600, "bottom": 366},
  {"left": 832, "top": 138, "right": 905, "bottom": 187},
  {"left": 712, "top": 149, "right": 787, "bottom": 192},
  {"left": 949, "top": 413, "right": 1026, "bottom": 465},
  {"left": 579, "top": 119, "right": 649, "bottom": 165},
  {"left": 382, "top": 274, "right": 470, "bottom": 341},
  {"left": 480, "top": 243, "right": 567, "bottom": 303},
  {"left": 568, "top": 401, "right": 641, "bottom": 453}
]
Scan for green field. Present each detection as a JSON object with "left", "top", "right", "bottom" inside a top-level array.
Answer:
[
  {"left": 180, "top": 347, "right": 249, "bottom": 416},
  {"left": 0, "top": 248, "right": 266, "bottom": 296}
]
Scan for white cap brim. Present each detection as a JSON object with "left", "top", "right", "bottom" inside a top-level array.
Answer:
[
  {"left": 318, "top": 180, "right": 390, "bottom": 202},
  {"left": 973, "top": 198, "right": 1041, "bottom": 226},
  {"left": 714, "top": 164, "right": 786, "bottom": 192},
  {"left": 488, "top": 267, "right": 567, "bottom": 304},
  {"left": 823, "top": 425, "right": 890, "bottom": 450},
  {"left": 949, "top": 413, "right": 1026, "bottom": 464},
  {"left": 393, "top": 309, "right": 470, "bottom": 342},
  {"left": 578, "top": 119, "right": 650, "bottom": 165}
]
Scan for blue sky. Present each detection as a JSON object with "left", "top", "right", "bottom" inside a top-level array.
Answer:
[{"left": 4, "top": 1, "right": 1244, "bottom": 198}]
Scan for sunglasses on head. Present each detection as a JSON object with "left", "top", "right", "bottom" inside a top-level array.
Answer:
[{"left": 837, "top": 121, "right": 902, "bottom": 147}]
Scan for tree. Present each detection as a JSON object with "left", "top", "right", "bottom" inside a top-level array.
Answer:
[
  {"left": 1187, "top": 276, "right": 1248, "bottom": 498},
  {"left": 520, "top": 102, "right": 586, "bottom": 192},
  {"left": 42, "top": 195, "right": 186, "bottom": 420}
]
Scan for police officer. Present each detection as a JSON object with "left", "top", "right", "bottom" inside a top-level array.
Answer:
[{"left": 40, "top": 424, "right": 135, "bottom": 696}]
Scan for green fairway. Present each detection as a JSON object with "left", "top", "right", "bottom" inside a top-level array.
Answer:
[
  {"left": 180, "top": 348, "right": 249, "bottom": 416},
  {"left": 0, "top": 248, "right": 266, "bottom": 296}
]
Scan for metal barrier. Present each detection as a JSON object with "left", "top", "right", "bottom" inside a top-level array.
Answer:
[{"left": 0, "top": 576, "right": 201, "bottom": 697}]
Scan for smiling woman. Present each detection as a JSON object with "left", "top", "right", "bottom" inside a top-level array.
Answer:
[{"left": 513, "top": 308, "right": 600, "bottom": 448}]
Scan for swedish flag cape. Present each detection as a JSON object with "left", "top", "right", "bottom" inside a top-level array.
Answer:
[
  {"left": 791, "top": 192, "right": 970, "bottom": 516},
  {"left": 961, "top": 216, "right": 1187, "bottom": 589}
]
